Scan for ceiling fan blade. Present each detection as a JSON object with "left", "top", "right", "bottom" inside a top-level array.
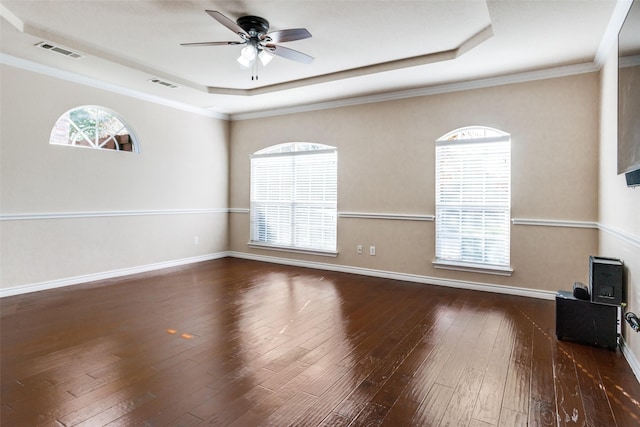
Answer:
[
  {"left": 265, "top": 44, "right": 314, "bottom": 64},
  {"left": 206, "top": 10, "right": 248, "bottom": 37},
  {"left": 265, "top": 28, "right": 312, "bottom": 43},
  {"left": 180, "top": 41, "right": 244, "bottom": 47}
]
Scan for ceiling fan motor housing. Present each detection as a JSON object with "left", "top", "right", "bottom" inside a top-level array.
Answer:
[{"left": 237, "top": 16, "right": 270, "bottom": 36}]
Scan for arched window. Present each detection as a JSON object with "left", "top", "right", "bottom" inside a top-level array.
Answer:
[
  {"left": 250, "top": 142, "right": 337, "bottom": 254},
  {"left": 50, "top": 106, "right": 138, "bottom": 152},
  {"left": 435, "top": 126, "right": 511, "bottom": 273}
]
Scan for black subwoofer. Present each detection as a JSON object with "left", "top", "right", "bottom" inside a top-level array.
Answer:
[
  {"left": 589, "top": 256, "right": 623, "bottom": 306},
  {"left": 556, "top": 290, "right": 618, "bottom": 350}
]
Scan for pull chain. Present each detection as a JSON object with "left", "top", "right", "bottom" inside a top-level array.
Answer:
[{"left": 252, "top": 58, "right": 259, "bottom": 80}]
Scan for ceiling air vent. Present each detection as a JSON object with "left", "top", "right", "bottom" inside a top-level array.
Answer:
[
  {"left": 35, "top": 41, "right": 84, "bottom": 59},
  {"left": 148, "top": 78, "right": 179, "bottom": 89}
]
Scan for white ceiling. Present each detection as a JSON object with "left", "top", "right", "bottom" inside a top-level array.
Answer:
[{"left": 0, "top": 1, "right": 626, "bottom": 117}]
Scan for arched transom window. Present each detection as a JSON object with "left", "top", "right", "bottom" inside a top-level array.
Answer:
[{"left": 50, "top": 106, "right": 138, "bottom": 152}]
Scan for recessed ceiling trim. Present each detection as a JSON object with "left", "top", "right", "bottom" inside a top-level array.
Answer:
[
  {"left": 17, "top": 21, "right": 209, "bottom": 94},
  {"left": 594, "top": 0, "right": 634, "bottom": 67},
  {"left": 0, "top": 53, "right": 228, "bottom": 120},
  {"left": 207, "top": 25, "right": 494, "bottom": 97},
  {"left": 230, "top": 61, "right": 599, "bottom": 121},
  {"left": 9, "top": 8, "right": 492, "bottom": 98},
  {"left": 0, "top": 2, "right": 24, "bottom": 32},
  {"left": 208, "top": 49, "right": 455, "bottom": 96}
]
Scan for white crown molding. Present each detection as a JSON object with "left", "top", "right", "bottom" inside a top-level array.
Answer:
[
  {"left": 1, "top": 49, "right": 599, "bottom": 123},
  {"left": 2, "top": 0, "right": 621, "bottom": 125},
  {"left": 0, "top": 208, "right": 228, "bottom": 221},
  {"left": 0, "top": 53, "right": 229, "bottom": 120},
  {"left": 0, "top": 252, "right": 228, "bottom": 298},
  {"left": 0, "top": 3, "right": 24, "bottom": 32},
  {"left": 207, "top": 25, "right": 493, "bottom": 97},
  {"left": 594, "top": 0, "right": 634, "bottom": 67},
  {"left": 231, "top": 62, "right": 599, "bottom": 121}
]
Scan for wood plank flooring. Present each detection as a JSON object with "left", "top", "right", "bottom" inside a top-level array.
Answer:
[{"left": 2, "top": 257, "right": 640, "bottom": 426}]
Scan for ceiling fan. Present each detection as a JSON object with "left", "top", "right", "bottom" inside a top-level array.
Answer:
[{"left": 181, "top": 10, "right": 314, "bottom": 80}]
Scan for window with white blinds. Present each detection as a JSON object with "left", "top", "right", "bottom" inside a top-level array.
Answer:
[
  {"left": 435, "top": 127, "right": 511, "bottom": 270},
  {"left": 250, "top": 142, "right": 337, "bottom": 253}
]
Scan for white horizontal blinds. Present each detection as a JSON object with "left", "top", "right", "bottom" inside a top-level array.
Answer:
[
  {"left": 291, "top": 151, "right": 337, "bottom": 249},
  {"left": 251, "top": 155, "right": 293, "bottom": 246},
  {"left": 251, "top": 144, "right": 337, "bottom": 251},
  {"left": 435, "top": 129, "right": 511, "bottom": 266}
]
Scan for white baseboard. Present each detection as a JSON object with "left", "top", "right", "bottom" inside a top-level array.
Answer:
[
  {"left": 620, "top": 335, "right": 640, "bottom": 384},
  {"left": 226, "top": 251, "right": 556, "bottom": 300},
  {"left": 3, "top": 250, "right": 556, "bottom": 300},
  {"left": 0, "top": 252, "right": 228, "bottom": 298}
]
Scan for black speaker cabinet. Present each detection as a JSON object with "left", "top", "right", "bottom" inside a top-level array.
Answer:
[
  {"left": 625, "top": 168, "right": 640, "bottom": 187},
  {"left": 589, "top": 256, "right": 623, "bottom": 306},
  {"left": 556, "top": 291, "right": 618, "bottom": 350}
]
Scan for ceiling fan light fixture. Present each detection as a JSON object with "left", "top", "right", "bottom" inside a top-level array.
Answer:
[
  {"left": 258, "top": 50, "right": 273, "bottom": 66},
  {"left": 240, "top": 45, "right": 257, "bottom": 60},
  {"left": 183, "top": 11, "right": 313, "bottom": 80},
  {"left": 237, "top": 55, "right": 252, "bottom": 68},
  {"left": 237, "top": 45, "right": 257, "bottom": 68}
]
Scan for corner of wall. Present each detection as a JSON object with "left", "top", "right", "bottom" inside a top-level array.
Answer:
[{"left": 598, "top": 36, "right": 640, "bottom": 383}]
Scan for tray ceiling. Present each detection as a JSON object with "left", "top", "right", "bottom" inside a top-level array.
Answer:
[{"left": 0, "top": 1, "right": 621, "bottom": 116}]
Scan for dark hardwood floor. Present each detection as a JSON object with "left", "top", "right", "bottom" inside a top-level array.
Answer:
[{"left": 2, "top": 258, "right": 640, "bottom": 426}]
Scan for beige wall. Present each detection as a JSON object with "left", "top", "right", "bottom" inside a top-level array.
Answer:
[
  {"left": 0, "top": 64, "right": 230, "bottom": 289},
  {"left": 599, "top": 46, "right": 640, "bottom": 362},
  {"left": 229, "top": 73, "right": 600, "bottom": 293},
  {"left": 3, "top": 42, "right": 636, "bottom": 372}
]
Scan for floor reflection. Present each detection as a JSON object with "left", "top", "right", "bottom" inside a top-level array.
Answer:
[
  {"left": 4, "top": 259, "right": 640, "bottom": 426},
  {"left": 236, "top": 271, "right": 354, "bottom": 382}
]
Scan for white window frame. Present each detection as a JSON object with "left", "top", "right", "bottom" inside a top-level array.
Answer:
[
  {"left": 434, "top": 126, "right": 512, "bottom": 276},
  {"left": 249, "top": 142, "right": 338, "bottom": 256},
  {"left": 49, "top": 105, "right": 139, "bottom": 153}
]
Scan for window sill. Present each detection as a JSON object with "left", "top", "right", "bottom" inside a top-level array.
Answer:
[
  {"left": 248, "top": 242, "right": 339, "bottom": 257},
  {"left": 433, "top": 260, "right": 513, "bottom": 276}
]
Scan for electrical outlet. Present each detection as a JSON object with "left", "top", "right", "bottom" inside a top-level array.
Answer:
[
  {"left": 369, "top": 246, "right": 376, "bottom": 256},
  {"left": 357, "top": 244, "right": 363, "bottom": 254},
  {"left": 193, "top": 236, "right": 199, "bottom": 245}
]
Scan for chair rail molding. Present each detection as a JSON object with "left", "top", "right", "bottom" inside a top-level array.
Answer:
[
  {"left": 511, "top": 218, "right": 599, "bottom": 229},
  {"left": 0, "top": 208, "right": 228, "bottom": 221}
]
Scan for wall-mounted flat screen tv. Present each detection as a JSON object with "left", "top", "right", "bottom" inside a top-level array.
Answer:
[{"left": 618, "top": 0, "right": 640, "bottom": 186}]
